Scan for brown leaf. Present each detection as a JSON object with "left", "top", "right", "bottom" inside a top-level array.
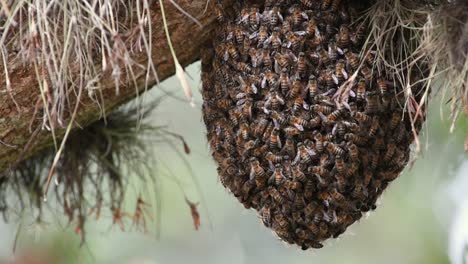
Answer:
[{"left": 185, "top": 197, "right": 200, "bottom": 230}]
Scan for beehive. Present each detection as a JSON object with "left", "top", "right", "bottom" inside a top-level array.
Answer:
[{"left": 201, "top": 0, "right": 423, "bottom": 249}]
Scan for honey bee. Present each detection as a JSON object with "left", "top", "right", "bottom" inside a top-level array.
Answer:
[
  {"left": 271, "top": 164, "right": 285, "bottom": 185},
  {"left": 348, "top": 143, "right": 359, "bottom": 160},
  {"left": 214, "top": 96, "right": 232, "bottom": 110},
  {"left": 270, "top": 110, "right": 288, "bottom": 127},
  {"left": 337, "top": 25, "right": 350, "bottom": 48},
  {"left": 290, "top": 6, "right": 308, "bottom": 27},
  {"left": 294, "top": 195, "right": 306, "bottom": 210},
  {"left": 327, "top": 108, "right": 345, "bottom": 123},
  {"left": 356, "top": 79, "right": 366, "bottom": 101},
  {"left": 296, "top": 52, "right": 308, "bottom": 77},
  {"left": 304, "top": 181, "right": 315, "bottom": 199},
  {"left": 330, "top": 188, "right": 345, "bottom": 202},
  {"left": 326, "top": 142, "right": 345, "bottom": 156},
  {"left": 354, "top": 111, "right": 371, "bottom": 123},
  {"left": 262, "top": 123, "right": 274, "bottom": 142},
  {"left": 266, "top": 89, "right": 285, "bottom": 111},
  {"left": 372, "top": 137, "right": 385, "bottom": 151},
  {"left": 281, "top": 18, "right": 293, "bottom": 35},
  {"left": 361, "top": 65, "right": 373, "bottom": 83},
  {"left": 319, "top": 69, "right": 336, "bottom": 88},
  {"left": 270, "top": 187, "right": 285, "bottom": 204},
  {"left": 352, "top": 22, "right": 367, "bottom": 45},
  {"left": 301, "top": 0, "right": 314, "bottom": 8},
  {"left": 383, "top": 141, "right": 396, "bottom": 162},
  {"left": 282, "top": 138, "right": 296, "bottom": 157},
  {"left": 238, "top": 98, "right": 253, "bottom": 119},
  {"left": 307, "top": 75, "right": 319, "bottom": 99},
  {"left": 293, "top": 142, "right": 316, "bottom": 165},
  {"left": 239, "top": 122, "right": 250, "bottom": 140},
  {"left": 253, "top": 116, "right": 269, "bottom": 137},
  {"left": 266, "top": 29, "right": 282, "bottom": 50},
  {"left": 345, "top": 51, "right": 359, "bottom": 70},
  {"left": 368, "top": 116, "right": 380, "bottom": 137},
  {"left": 234, "top": 25, "right": 245, "bottom": 44},
  {"left": 328, "top": 41, "right": 342, "bottom": 61},
  {"left": 335, "top": 174, "right": 347, "bottom": 192},
  {"left": 239, "top": 76, "right": 257, "bottom": 95},
  {"left": 290, "top": 78, "right": 304, "bottom": 99},
  {"left": 260, "top": 206, "right": 272, "bottom": 227},
  {"left": 284, "top": 126, "right": 301, "bottom": 137},
  {"left": 309, "top": 166, "right": 330, "bottom": 177},
  {"left": 289, "top": 115, "right": 308, "bottom": 131},
  {"left": 286, "top": 32, "right": 303, "bottom": 50},
  {"left": 267, "top": 6, "right": 283, "bottom": 26},
  {"left": 314, "top": 132, "right": 325, "bottom": 153},
  {"left": 269, "top": 128, "right": 282, "bottom": 149},
  {"left": 279, "top": 68, "right": 290, "bottom": 94},
  {"left": 265, "top": 151, "right": 283, "bottom": 164},
  {"left": 335, "top": 155, "right": 345, "bottom": 175},
  {"left": 260, "top": 49, "right": 273, "bottom": 69},
  {"left": 347, "top": 160, "right": 360, "bottom": 176},
  {"left": 363, "top": 170, "right": 373, "bottom": 185},
  {"left": 305, "top": 17, "right": 319, "bottom": 37},
  {"left": 235, "top": 62, "right": 252, "bottom": 74},
  {"left": 335, "top": 60, "right": 348, "bottom": 81},
  {"left": 226, "top": 42, "right": 239, "bottom": 61},
  {"left": 249, "top": 157, "right": 265, "bottom": 180},
  {"left": 242, "top": 179, "right": 255, "bottom": 196},
  {"left": 309, "top": 114, "right": 322, "bottom": 128},
  {"left": 377, "top": 78, "right": 388, "bottom": 96},
  {"left": 261, "top": 69, "right": 277, "bottom": 88},
  {"left": 331, "top": 0, "right": 342, "bottom": 11},
  {"left": 215, "top": 4, "right": 224, "bottom": 22},
  {"left": 290, "top": 164, "right": 306, "bottom": 182},
  {"left": 255, "top": 25, "right": 269, "bottom": 47},
  {"left": 365, "top": 91, "right": 380, "bottom": 113},
  {"left": 344, "top": 133, "right": 367, "bottom": 145},
  {"left": 243, "top": 139, "right": 257, "bottom": 155},
  {"left": 312, "top": 105, "right": 333, "bottom": 115},
  {"left": 389, "top": 111, "right": 401, "bottom": 130},
  {"left": 292, "top": 96, "right": 309, "bottom": 113},
  {"left": 249, "top": 7, "right": 261, "bottom": 30},
  {"left": 274, "top": 52, "right": 293, "bottom": 71},
  {"left": 318, "top": 48, "right": 331, "bottom": 66},
  {"left": 253, "top": 144, "right": 269, "bottom": 158},
  {"left": 322, "top": 0, "right": 332, "bottom": 10}
]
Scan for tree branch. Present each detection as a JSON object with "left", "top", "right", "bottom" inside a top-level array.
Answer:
[{"left": 0, "top": 0, "right": 218, "bottom": 175}]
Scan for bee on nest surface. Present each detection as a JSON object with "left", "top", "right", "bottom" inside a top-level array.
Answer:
[{"left": 202, "top": 0, "right": 423, "bottom": 250}]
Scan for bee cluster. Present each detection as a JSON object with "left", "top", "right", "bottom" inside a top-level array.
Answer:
[{"left": 202, "top": 0, "right": 419, "bottom": 249}]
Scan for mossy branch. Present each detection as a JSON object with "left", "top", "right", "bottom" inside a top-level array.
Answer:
[{"left": 0, "top": 0, "right": 220, "bottom": 175}]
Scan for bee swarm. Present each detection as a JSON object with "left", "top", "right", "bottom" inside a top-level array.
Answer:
[{"left": 202, "top": 0, "right": 422, "bottom": 249}]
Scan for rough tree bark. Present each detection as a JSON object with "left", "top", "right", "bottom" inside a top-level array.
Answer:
[{"left": 0, "top": 0, "right": 218, "bottom": 175}]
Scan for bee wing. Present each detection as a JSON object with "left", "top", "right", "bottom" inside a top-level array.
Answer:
[
  {"left": 295, "top": 31, "right": 307, "bottom": 36},
  {"left": 293, "top": 123, "right": 304, "bottom": 131},
  {"left": 223, "top": 51, "right": 229, "bottom": 61},
  {"left": 306, "top": 147, "right": 316, "bottom": 156},
  {"left": 268, "top": 161, "right": 275, "bottom": 172},
  {"left": 251, "top": 84, "right": 258, "bottom": 94},
  {"left": 261, "top": 76, "right": 268, "bottom": 89},
  {"left": 342, "top": 68, "right": 349, "bottom": 80},
  {"left": 249, "top": 168, "right": 256, "bottom": 180},
  {"left": 277, "top": 138, "right": 282, "bottom": 149},
  {"left": 249, "top": 31, "right": 258, "bottom": 40},
  {"left": 292, "top": 152, "right": 301, "bottom": 165}
]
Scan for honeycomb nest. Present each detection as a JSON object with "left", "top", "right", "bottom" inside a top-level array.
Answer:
[{"left": 202, "top": 0, "right": 423, "bottom": 249}]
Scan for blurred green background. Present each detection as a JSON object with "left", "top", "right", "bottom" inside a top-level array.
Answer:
[{"left": 0, "top": 62, "right": 467, "bottom": 264}]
